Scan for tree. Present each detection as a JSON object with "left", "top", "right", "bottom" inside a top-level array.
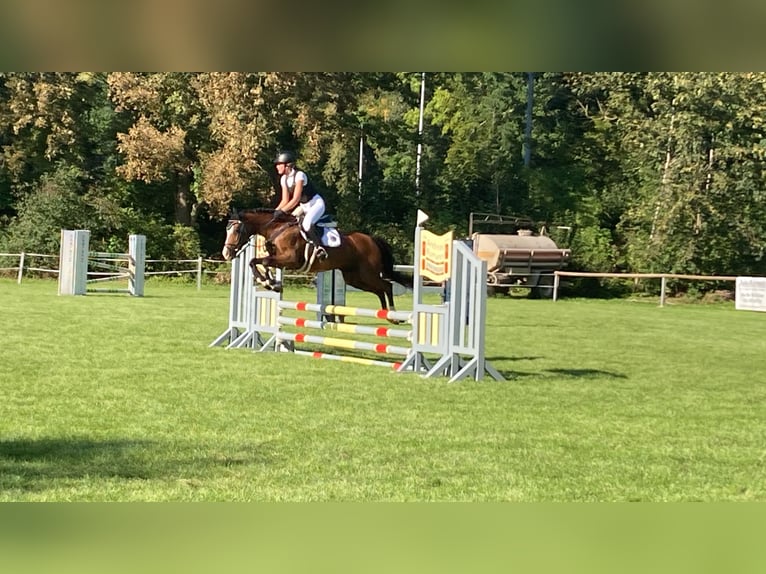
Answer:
[
  {"left": 568, "top": 72, "right": 766, "bottom": 277},
  {"left": 108, "top": 72, "right": 211, "bottom": 226},
  {"left": 0, "top": 73, "right": 113, "bottom": 205}
]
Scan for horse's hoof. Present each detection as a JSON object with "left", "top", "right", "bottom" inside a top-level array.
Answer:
[{"left": 273, "top": 282, "right": 283, "bottom": 293}]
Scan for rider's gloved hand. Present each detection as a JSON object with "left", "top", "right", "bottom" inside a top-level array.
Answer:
[{"left": 274, "top": 209, "right": 286, "bottom": 218}]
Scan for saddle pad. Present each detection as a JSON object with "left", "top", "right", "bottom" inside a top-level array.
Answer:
[{"left": 321, "top": 228, "right": 342, "bottom": 247}]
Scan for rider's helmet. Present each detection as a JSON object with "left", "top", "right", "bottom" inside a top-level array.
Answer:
[{"left": 274, "top": 151, "right": 296, "bottom": 165}]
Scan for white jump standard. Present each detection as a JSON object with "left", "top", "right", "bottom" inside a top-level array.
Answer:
[{"left": 58, "top": 229, "right": 146, "bottom": 296}]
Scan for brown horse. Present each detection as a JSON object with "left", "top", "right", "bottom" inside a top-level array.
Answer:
[{"left": 222, "top": 208, "right": 412, "bottom": 312}]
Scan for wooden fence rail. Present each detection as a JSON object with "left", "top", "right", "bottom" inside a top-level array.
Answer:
[
  {"left": 2, "top": 250, "right": 416, "bottom": 292},
  {"left": 553, "top": 271, "right": 739, "bottom": 306}
]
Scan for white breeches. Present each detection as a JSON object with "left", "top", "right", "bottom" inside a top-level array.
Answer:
[{"left": 295, "top": 195, "right": 325, "bottom": 232}]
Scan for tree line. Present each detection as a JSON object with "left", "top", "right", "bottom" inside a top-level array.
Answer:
[{"left": 1, "top": 72, "right": 764, "bottom": 285}]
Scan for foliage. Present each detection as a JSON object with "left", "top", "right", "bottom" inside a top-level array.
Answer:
[
  {"left": 0, "top": 166, "right": 98, "bottom": 253},
  {"left": 169, "top": 223, "right": 201, "bottom": 259},
  {"left": 568, "top": 72, "right": 766, "bottom": 279},
  {"left": 1, "top": 73, "right": 766, "bottom": 285}
]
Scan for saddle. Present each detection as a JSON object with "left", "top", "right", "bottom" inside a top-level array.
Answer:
[
  {"left": 296, "top": 215, "right": 341, "bottom": 271},
  {"left": 299, "top": 214, "right": 338, "bottom": 245},
  {"left": 315, "top": 214, "right": 337, "bottom": 228}
]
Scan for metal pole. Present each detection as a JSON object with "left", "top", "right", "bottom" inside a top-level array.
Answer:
[
  {"left": 358, "top": 124, "right": 364, "bottom": 201},
  {"left": 17, "top": 251, "right": 25, "bottom": 284},
  {"left": 415, "top": 72, "right": 426, "bottom": 195},
  {"left": 524, "top": 72, "right": 534, "bottom": 167}
]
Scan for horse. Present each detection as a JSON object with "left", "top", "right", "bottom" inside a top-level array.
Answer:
[{"left": 221, "top": 208, "right": 412, "bottom": 313}]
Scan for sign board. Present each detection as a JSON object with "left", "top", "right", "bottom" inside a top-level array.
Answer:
[
  {"left": 735, "top": 276, "right": 766, "bottom": 312},
  {"left": 419, "top": 229, "right": 453, "bottom": 282}
]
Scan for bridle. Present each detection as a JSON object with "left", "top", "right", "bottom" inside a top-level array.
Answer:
[
  {"left": 224, "top": 211, "right": 297, "bottom": 259},
  {"left": 224, "top": 219, "right": 245, "bottom": 257}
]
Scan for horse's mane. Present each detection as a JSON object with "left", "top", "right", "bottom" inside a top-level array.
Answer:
[
  {"left": 238, "top": 207, "right": 275, "bottom": 216},
  {"left": 237, "top": 207, "right": 297, "bottom": 226}
]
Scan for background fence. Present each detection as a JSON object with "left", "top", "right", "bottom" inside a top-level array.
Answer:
[
  {"left": 553, "top": 270, "right": 739, "bottom": 306},
  {"left": 1, "top": 251, "right": 235, "bottom": 289},
  {"left": 0, "top": 250, "right": 414, "bottom": 291},
  {"left": 2, "top": 250, "right": 757, "bottom": 305}
]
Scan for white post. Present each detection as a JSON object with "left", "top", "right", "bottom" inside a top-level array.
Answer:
[
  {"left": 58, "top": 229, "right": 90, "bottom": 295},
  {"left": 197, "top": 256, "right": 203, "bottom": 290},
  {"left": 660, "top": 276, "right": 666, "bottom": 307},
  {"left": 17, "top": 251, "right": 25, "bottom": 284},
  {"left": 128, "top": 234, "right": 146, "bottom": 297},
  {"left": 553, "top": 272, "right": 559, "bottom": 302}
]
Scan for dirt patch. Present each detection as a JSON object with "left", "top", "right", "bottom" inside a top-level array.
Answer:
[{"left": 701, "top": 289, "right": 735, "bottom": 303}]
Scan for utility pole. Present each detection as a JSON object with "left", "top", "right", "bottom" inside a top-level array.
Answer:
[
  {"left": 415, "top": 72, "right": 426, "bottom": 195},
  {"left": 358, "top": 121, "right": 364, "bottom": 201},
  {"left": 524, "top": 72, "right": 534, "bottom": 167}
]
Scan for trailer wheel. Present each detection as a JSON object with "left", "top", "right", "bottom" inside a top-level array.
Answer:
[
  {"left": 533, "top": 273, "right": 555, "bottom": 299},
  {"left": 487, "top": 273, "right": 499, "bottom": 297},
  {"left": 488, "top": 286, "right": 511, "bottom": 297}
]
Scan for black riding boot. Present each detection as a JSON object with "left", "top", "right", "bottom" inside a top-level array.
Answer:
[{"left": 306, "top": 226, "right": 328, "bottom": 260}]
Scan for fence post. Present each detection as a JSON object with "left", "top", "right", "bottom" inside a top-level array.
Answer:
[
  {"left": 660, "top": 276, "right": 666, "bottom": 307},
  {"left": 553, "top": 271, "right": 559, "bottom": 302},
  {"left": 128, "top": 234, "right": 146, "bottom": 296},
  {"left": 17, "top": 251, "right": 25, "bottom": 284},
  {"left": 197, "top": 256, "right": 203, "bottom": 290}
]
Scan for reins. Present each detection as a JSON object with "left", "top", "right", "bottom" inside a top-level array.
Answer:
[{"left": 267, "top": 219, "right": 299, "bottom": 243}]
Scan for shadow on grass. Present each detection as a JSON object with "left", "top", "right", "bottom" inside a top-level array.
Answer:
[
  {"left": 0, "top": 437, "right": 274, "bottom": 493},
  {"left": 486, "top": 355, "right": 545, "bottom": 362},
  {"left": 547, "top": 368, "right": 628, "bottom": 379},
  {"left": 495, "top": 367, "right": 628, "bottom": 381},
  {"left": 484, "top": 355, "right": 627, "bottom": 381}
]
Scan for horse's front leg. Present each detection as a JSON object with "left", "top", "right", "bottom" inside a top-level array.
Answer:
[
  {"left": 248, "top": 257, "right": 267, "bottom": 285},
  {"left": 249, "top": 257, "right": 281, "bottom": 291}
]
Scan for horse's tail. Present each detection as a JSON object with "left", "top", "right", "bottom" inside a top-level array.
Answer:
[{"left": 372, "top": 236, "right": 413, "bottom": 289}]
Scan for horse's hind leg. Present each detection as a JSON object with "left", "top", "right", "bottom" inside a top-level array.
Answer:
[
  {"left": 376, "top": 290, "right": 388, "bottom": 311},
  {"left": 342, "top": 271, "right": 389, "bottom": 311},
  {"left": 382, "top": 282, "right": 405, "bottom": 324},
  {"left": 370, "top": 278, "right": 402, "bottom": 323},
  {"left": 384, "top": 282, "right": 396, "bottom": 311}
]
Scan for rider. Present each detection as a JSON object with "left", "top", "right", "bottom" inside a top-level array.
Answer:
[{"left": 273, "top": 150, "right": 327, "bottom": 260}]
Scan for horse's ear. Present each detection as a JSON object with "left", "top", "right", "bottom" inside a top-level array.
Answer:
[{"left": 229, "top": 207, "right": 238, "bottom": 220}]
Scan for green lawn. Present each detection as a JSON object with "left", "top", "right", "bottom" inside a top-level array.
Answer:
[{"left": 1, "top": 278, "right": 764, "bottom": 501}]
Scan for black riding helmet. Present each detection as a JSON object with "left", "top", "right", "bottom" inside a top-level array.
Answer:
[{"left": 274, "top": 151, "right": 295, "bottom": 165}]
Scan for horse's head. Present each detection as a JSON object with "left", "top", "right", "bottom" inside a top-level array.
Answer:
[
  {"left": 222, "top": 212, "right": 247, "bottom": 261},
  {"left": 222, "top": 208, "right": 288, "bottom": 260}
]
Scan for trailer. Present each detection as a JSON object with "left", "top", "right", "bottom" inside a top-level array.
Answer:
[{"left": 468, "top": 212, "right": 572, "bottom": 298}]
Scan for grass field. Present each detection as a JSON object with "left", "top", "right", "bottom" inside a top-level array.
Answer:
[{"left": 1, "top": 278, "right": 764, "bottom": 501}]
